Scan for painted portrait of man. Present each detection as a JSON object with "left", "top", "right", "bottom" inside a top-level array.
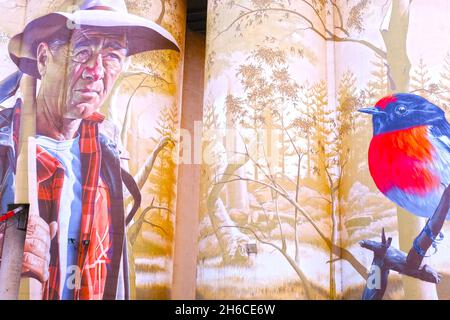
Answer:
[{"left": 0, "top": 0, "right": 179, "bottom": 300}]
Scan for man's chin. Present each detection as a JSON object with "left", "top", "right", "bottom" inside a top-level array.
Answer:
[{"left": 64, "top": 103, "right": 98, "bottom": 119}]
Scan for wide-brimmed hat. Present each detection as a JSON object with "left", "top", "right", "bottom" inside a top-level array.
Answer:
[{"left": 8, "top": 0, "right": 180, "bottom": 79}]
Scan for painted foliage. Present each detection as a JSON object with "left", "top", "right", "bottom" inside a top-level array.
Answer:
[{"left": 198, "top": 0, "right": 450, "bottom": 300}]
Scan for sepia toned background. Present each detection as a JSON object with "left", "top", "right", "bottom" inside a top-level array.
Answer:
[{"left": 197, "top": 0, "right": 450, "bottom": 300}]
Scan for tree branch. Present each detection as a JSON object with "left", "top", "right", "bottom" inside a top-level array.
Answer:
[
  {"left": 127, "top": 197, "right": 172, "bottom": 246},
  {"left": 155, "top": 0, "right": 166, "bottom": 25},
  {"left": 324, "top": 35, "right": 386, "bottom": 59},
  {"left": 143, "top": 219, "right": 169, "bottom": 236},
  {"left": 120, "top": 75, "right": 149, "bottom": 147},
  {"left": 300, "top": 0, "right": 328, "bottom": 36},
  {"left": 330, "top": 0, "right": 349, "bottom": 36},
  {"left": 360, "top": 184, "right": 450, "bottom": 299},
  {"left": 207, "top": 156, "right": 250, "bottom": 262},
  {"left": 236, "top": 4, "right": 252, "bottom": 12},
  {"left": 406, "top": 184, "right": 450, "bottom": 268},
  {"left": 213, "top": 6, "right": 386, "bottom": 59},
  {"left": 219, "top": 225, "right": 312, "bottom": 299},
  {"left": 216, "top": 174, "right": 368, "bottom": 279},
  {"left": 134, "top": 136, "right": 175, "bottom": 190}
]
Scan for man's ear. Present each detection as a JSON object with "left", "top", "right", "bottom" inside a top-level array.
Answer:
[{"left": 36, "top": 43, "right": 50, "bottom": 77}]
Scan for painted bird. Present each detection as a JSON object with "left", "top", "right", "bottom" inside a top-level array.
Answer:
[{"left": 359, "top": 93, "right": 450, "bottom": 219}]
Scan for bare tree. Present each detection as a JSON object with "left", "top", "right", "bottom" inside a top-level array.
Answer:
[
  {"left": 212, "top": 0, "right": 432, "bottom": 299},
  {"left": 214, "top": 143, "right": 368, "bottom": 279}
]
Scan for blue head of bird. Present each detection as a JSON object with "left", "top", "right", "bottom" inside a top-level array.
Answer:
[{"left": 358, "top": 93, "right": 447, "bottom": 135}]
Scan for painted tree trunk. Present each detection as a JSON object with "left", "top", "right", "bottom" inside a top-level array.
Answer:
[
  {"left": 294, "top": 155, "right": 302, "bottom": 264},
  {"left": 381, "top": 0, "right": 438, "bottom": 300},
  {"left": 226, "top": 166, "right": 249, "bottom": 210},
  {"left": 14, "top": 76, "right": 40, "bottom": 300},
  {"left": 0, "top": 214, "right": 26, "bottom": 299},
  {"left": 330, "top": 189, "right": 339, "bottom": 299},
  {"left": 207, "top": 162, "right": 250, "bottom": 264},
  {"left": 225, "top": 88, "right": 249, "bottom": 211}
]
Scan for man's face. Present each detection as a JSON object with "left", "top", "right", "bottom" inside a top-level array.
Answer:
[{"left": 39, "top": 28, "right": 127, "bottom": 119}]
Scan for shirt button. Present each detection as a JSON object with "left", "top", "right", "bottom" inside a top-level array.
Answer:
[{"left": 0, "top": 126, "right": 10, "bottom": 133}]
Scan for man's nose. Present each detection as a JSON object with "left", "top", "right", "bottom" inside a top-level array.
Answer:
[{"left": 82, "top": 54, "right": 105, "bottom": 81}]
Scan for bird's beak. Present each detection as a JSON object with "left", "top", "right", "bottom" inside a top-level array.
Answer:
[{"left": 358, "top": 107, "right": 386, "bottom": 115}]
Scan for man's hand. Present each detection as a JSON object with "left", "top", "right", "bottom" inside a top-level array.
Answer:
[{"left": 22, "top": 215, "right": 57, "bottom": 283}]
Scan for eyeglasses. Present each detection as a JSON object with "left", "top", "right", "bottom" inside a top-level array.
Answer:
[{"left": 70, "top": 45, "right": 127, "bottom": 69}]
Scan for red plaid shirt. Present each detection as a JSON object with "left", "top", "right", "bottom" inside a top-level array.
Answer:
[{"left": 14, "top": 110, "right": 112, "bottom": 300}]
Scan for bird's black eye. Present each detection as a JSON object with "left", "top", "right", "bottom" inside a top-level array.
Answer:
[{"left": 395, "top": 104, "right": 408, "bottom": 116}]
